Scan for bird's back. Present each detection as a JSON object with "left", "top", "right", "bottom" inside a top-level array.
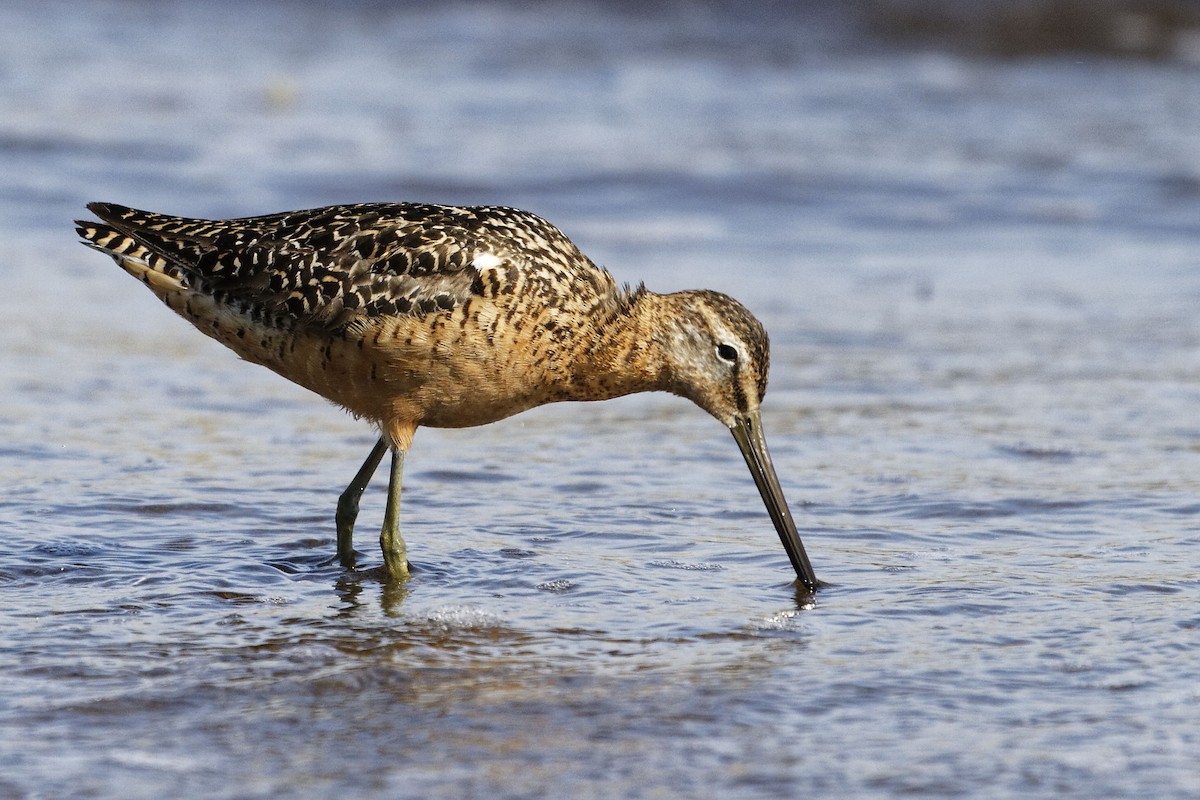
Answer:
[
  {"left": 79, "top": 202, "right": 617, "bottom": 326},
  {"left": 77, "top": 202, "right": 640, "bottom": 443}
]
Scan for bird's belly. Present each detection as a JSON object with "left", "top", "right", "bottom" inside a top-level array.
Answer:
[
  {"left": 205, "top": 304, "right": 571, "bottom": 432},
  {"left": 359, "top": 308, "right": 573, "bottom": 431},
  {"left": 381, "top": 345, "right": 552, "bottom": 429}
]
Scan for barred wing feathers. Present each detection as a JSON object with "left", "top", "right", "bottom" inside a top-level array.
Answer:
[{"left": 77, "top": 202, "right": 611, "bottom": 330}]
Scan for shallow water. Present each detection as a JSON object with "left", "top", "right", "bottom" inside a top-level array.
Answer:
[{"left": 3, "top": 1, "right": 1200, "bottom": 797}]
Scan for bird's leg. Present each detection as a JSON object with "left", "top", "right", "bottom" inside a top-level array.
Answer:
[
  {"left": 380, "top": 446, "right": 409, "bottom": 580},
  {"left": 336, "top": 436, "right": 389, "bottom": 568}
]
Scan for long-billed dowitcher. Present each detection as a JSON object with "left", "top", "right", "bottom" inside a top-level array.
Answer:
[{"left": 76, "top": 201, "right": 819, "bottom": 590}]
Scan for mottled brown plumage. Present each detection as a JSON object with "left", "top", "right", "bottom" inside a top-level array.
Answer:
[{"left": 76, "top": 201, "right": 817, "bottom": 590}]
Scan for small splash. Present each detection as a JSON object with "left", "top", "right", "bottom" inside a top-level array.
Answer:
[
  {"left": 753, "top": 609, "right": 811, "bottom": 633},
  {"left": 895, "top": 547, "right": 957, "bottom": 563},
  {"left": 536, "top": 579, "right": 576, "bottom": 592},
  {"left": 422, "top": 605, "right": 506, "bottom": 629},
  {"left": 647, "top": 559, "right": 724, "bottom": 571}
]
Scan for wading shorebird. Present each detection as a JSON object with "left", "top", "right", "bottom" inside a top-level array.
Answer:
[{"left": 76, "top": 201, "right": 819, "bottom": 591}]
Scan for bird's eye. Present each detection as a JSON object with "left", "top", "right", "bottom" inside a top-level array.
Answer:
[{"left": 716, "top": 343, "right": 738, "bottom": 362}]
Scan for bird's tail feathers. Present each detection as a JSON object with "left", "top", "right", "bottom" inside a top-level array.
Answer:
[{"left": 75, "top": 219, "right": 187, "bottom": 293}]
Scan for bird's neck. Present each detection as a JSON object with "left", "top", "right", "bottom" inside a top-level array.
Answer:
[{"left": 563, "top": 289, "right": 679, "bottom": 402}]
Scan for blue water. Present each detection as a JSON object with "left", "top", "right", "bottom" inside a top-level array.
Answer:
[{"left": 3, "top": 1, "right": 1200, "bottom": 797}]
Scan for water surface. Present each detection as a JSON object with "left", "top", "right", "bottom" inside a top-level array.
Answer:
[{"left": 2, "top": 2, "right": 1200, "bottom": 797}]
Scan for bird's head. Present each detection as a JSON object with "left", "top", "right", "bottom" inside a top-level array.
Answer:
[
  {"left": 658, "top": 290, "right": 819, "bottom": 591},
  {"left": 657, "top": 289, "right": 771, "bottom": 427}
]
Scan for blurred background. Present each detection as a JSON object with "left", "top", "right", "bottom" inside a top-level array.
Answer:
[{"left": 3, "top": 1, "right": 1200, "bottom": 798}]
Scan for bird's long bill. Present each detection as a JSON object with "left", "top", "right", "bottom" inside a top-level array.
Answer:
[{"left": 731, "top": 411, "right": 819, "bottom": 591}]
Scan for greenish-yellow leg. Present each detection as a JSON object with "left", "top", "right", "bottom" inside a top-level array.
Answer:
[
  {"left": 335, "top": 437, "right": 389, "bottom": 567},
  {"left": 379, "top": 447, "right": 409, "bottom": 579}
]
